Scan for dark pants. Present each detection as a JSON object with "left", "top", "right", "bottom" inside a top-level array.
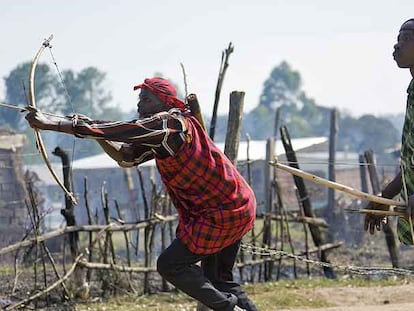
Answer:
[{"left": 157, "top": 238, "right": 258, "bottom": 311}]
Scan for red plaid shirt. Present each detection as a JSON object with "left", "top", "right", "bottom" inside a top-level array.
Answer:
[{"left": 72, "top": 109, "right": 256, "bottom": 254}]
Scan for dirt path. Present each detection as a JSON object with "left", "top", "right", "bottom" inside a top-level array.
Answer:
[
  {"left": 277, "top": 283, "right": 414, "bottom": 311},
  {"left": 279, "top": 303, "right": 414, "bottom": 311}
]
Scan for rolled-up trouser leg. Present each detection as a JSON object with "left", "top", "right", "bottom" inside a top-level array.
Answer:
[{"left": 157, "top": 238, "right": 236, "bottom": 311}]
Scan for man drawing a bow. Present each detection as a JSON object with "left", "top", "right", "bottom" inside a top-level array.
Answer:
[{"left": 26, "top": 77, "right": 258, "bottom": 311}]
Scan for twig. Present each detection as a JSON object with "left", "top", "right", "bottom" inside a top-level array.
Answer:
[
  {"left": 209, "top": 42, "right": 234, "bottom": 140},
  {"left": 5, "top": 254, "right": 83, "bottom": 311},
  {"left": 180, "top": 63, "right": 188, "bottom": 99},
  {"left": 78, "top": 260, "right": 156, "bottom": 273}
]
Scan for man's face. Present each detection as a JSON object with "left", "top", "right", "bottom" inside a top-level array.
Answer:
[
  {"left": 393, "top": 20, "right": 414, "bottom": 68},
  {"left": 137, "top": 88, "right": 169, "bottom": 118}
]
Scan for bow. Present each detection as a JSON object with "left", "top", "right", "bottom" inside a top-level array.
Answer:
[{"left": 28, "top": 35, "right": 78, "bottom": 205}]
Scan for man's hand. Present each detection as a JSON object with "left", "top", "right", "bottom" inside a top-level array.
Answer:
[
  {"left": 67, "top": 113, "right": 93, "bottom": 123},
  {"left": 363, "top": 201, "right": 388, "bottom": 234},
  {"left": 25, "top": 109, "right": 55, "bottom": 130}
]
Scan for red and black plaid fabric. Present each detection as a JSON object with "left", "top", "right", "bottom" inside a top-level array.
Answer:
[
  {"left": 71, "top": 110, "right": 256, "bottom": 254},
  {"left": 156, "top": 116, "right": 256, "bottom": 254}
]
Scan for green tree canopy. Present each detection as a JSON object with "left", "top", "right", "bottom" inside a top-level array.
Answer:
[
  {"left": 242, "top": 61, "right": 399, "bottom": 153},
  {"left": 55, "top": 67, "right": 116, "bottom": 119},
  {"left": 246, "top": 61, "right": 331, "bottom": 139},
  {"left": 338, "top": 114, "right": 399, "bottom": 153},
  {"left": 3, "top": 62, "right": 125, "bottom": 163},
  {"left": 259, "top": 61, "right": 301, "bottom": 109},
  {"left": 2, "top": 62, "right": 55, "bottom": 130}
]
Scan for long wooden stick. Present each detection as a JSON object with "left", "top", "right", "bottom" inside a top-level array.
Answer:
[
  {"left": 271, "top": 161, "right": 406, "bottom": 207},
  {"left": 0, "top": 215, "right": 178, "bottom": 256}
]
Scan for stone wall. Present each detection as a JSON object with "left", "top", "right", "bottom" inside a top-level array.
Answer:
[{"left": 0, "top": 130, "right": 27, "bottom": 248}]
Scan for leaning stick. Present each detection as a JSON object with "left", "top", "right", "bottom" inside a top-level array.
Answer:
[
  {"left": 5, "top": 254, "right": 83, "bottom": 310},
  {"left": 187, "top": 94, "right": 206, "bottom": 130},
  {"left": 270, "top": 161, "right": 406, "bottom": 207}
]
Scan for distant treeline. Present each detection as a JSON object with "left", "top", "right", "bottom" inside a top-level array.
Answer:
[{"left": 1, "top": 60, "right": 402, "bottom": 164}]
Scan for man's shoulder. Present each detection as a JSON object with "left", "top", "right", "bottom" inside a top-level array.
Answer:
[{"left": 153, "top": 109, "right": 189, "bottom": 119}]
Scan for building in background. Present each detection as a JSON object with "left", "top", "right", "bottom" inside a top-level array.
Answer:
[
  {"left": 0, "top": 130, "right": 27, "bottom": 248},
  {"left": 26, "top": 137, "right": 334, "bottom": 228}
]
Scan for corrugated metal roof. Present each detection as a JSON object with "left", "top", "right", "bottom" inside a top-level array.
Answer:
[
  {"left": 25, "top": 137, "right": 328, "bottom": 184},
  {"left": 70, "top": 137, "right": 328, "bottom": 169}
]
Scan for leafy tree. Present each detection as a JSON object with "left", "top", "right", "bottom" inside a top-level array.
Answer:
[
  {"left": 2, "top": 62, "right": 55, "bottom": 130},
  {"left": 55, "top": 67, "right": 114, "bottom": 119},
  {"left": 259, "top": 61, "right": 301, "bottom": 109},
  {"left": 339, "top": 114, "right": 399, "bottom": 153},
  {"left": 242, "top": 105, "right": 274, "bottom": 140},
  {"left": 3, "top": 62, "right": 125, "bottom": 162},
  {"left": 52, "top": 67, "right": 124, "bottom": 160},
  {"left": 246, "top": 61, "right": 331, "bottom": 139},
  {"left": 240, "top": 60, "right": 399, "bottom": 154}
]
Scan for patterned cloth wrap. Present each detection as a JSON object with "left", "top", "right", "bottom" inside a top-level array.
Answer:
[
  {"left": 72, "top": 77, "right": 256, "bottom": 254},
  {"left": 156, "top": 115, "right": 256, "bottom": 254},
  {"left": 398, "top": 79, "right": 414, "bottom": 245}
]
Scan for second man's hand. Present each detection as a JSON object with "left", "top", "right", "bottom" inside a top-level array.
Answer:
[{"left": 363, "top": 201, "right": 388, "bottom": 234}]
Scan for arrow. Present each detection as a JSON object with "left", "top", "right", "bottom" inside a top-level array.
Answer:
[{"left": 0, "top": 101, "right": 64, "bottom": 118}]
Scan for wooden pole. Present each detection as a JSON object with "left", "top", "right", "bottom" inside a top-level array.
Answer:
[
  {"left": 53, "top": 146, "right": 88, "bottom": 298},
  {"left": 263, "top": 139, "right": 274, "bottom": 281},
  {"left": 224, "top": 91, "right": 244, "bottom": 165},
  {"left": 83, "top": 177, "right": 94, "bottom": 283},
  {"left": 209, "top": 42, "right": 234, "bottom": 140},
  {"left": 52, "top": 147, "right": 78, "bottom": 256},
  {"left": 364, "top": 150, "right": 399, "bottom": 268},
  {"left": 280, "top": 125, "right": 336, "bottom": 279},
  {"left": 327, "top": 109, "right": 338, "bottom": 225}
]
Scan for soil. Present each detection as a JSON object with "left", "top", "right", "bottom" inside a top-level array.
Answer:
[{"left": 277, "top": 283, "right": 414, "bottom": 311}]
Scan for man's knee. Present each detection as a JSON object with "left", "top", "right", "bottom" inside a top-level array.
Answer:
[{"left": 156, "top": 252, "right": 170, "bottom": 277}]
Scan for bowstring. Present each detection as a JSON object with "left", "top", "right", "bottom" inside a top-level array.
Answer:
[
  {"left": 47, "top": 48, "right": 75, "bottom": 113},
  {"left": 47, "top": 45, "right": 77, "bottom": 184}
]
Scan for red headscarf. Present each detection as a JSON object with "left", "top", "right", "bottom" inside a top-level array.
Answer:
[{"left": 133, "top": 77, "right": 187, "bottom": 111}]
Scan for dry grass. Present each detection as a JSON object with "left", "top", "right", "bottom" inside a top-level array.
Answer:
[{"left": 72, "top": 277, "right": 411, "bottom": 311}]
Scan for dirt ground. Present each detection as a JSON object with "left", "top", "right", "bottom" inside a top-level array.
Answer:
[{"left": 277, "top": 283, "right": 414, "bottom": 311}]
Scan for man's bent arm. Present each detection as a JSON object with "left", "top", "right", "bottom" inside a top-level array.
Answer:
[
  {"left": 96, "top": 140, "right": 130, "bottom": 167},
  {"left": 381, "top": 171, "right": 402, "bottom": 198}
]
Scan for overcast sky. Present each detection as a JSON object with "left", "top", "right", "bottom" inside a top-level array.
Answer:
[{"left": 1, "top": 0, "right": 413, "bottom": 118}]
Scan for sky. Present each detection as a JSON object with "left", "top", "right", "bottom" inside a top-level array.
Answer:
[{"left": 1, "top": 0, "right": 414, "bottom": 118}]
